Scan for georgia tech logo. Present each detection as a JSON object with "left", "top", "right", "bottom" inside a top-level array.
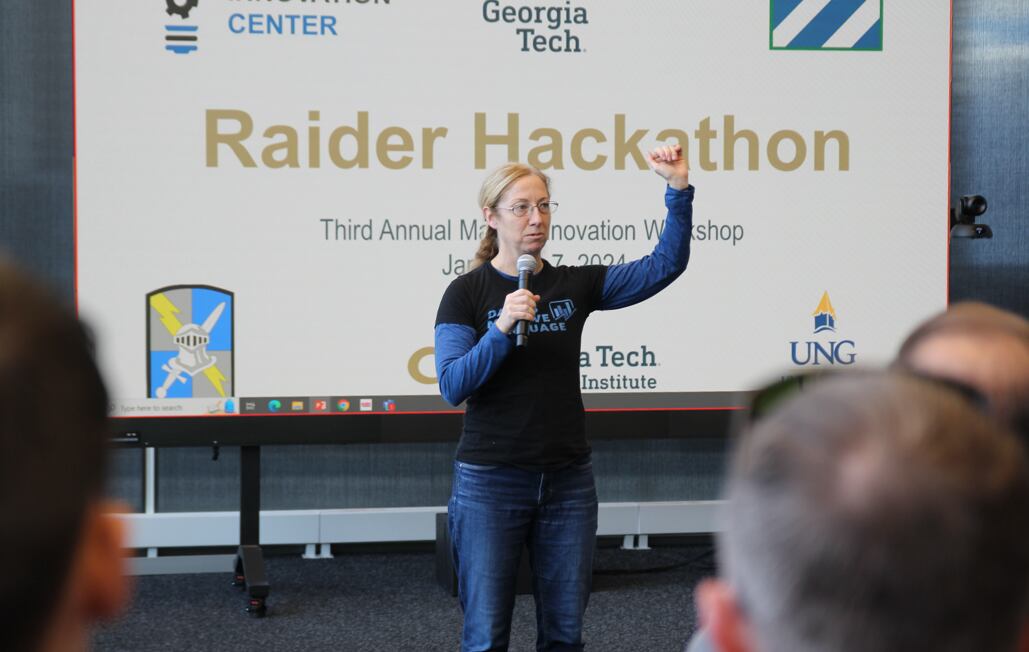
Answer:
[
  {"left": 790, "top": 291, "right": 856, "bottom": 366},
  {"left": 481, "top": 0, "right": 588, "bottom": 54},
  {"left": 408, "top": 347, "right": 436, "bottom": 385}
]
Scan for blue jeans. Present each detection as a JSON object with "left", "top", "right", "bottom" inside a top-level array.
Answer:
[{"left": 449, "top": 457, "right": 599, "bottom": 652}]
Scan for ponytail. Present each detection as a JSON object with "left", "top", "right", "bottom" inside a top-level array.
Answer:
[{"left": 471, "top": 227, "right": 499, "bottom": 270}]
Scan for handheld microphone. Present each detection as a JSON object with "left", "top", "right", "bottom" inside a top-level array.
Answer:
[{"left": 515, "top": 254, "right": 536, "bottom": 348}]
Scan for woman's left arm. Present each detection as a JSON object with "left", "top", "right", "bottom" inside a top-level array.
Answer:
[{"left": 598, "top": 145, "right": 693, "bottom": 310}]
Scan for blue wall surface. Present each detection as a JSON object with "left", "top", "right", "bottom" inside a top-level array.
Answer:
[{"left": 949, "top": 0, "right": 1029, "bottom": 313}]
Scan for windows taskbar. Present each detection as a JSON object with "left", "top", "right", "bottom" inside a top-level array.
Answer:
[{"left": 109, "top": 392, "right": 748, "bottom": 418}]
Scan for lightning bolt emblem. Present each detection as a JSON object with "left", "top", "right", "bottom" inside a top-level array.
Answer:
[
  {"left": 202, "top": 366, "right": 227, "bottom": 398},
  {"left": 150, "top": 293, "right": 184, "bottom": 335}
]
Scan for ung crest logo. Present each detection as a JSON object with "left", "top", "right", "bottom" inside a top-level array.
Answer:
[
  {"left": 812, "top": 290, "right": 836, "bottom": 333},
  {"left": 790, "top": 291, "right": 857, "bottom": 366},
  {"left": 771, "top": 0, "right": 883, "bottom": 51}
]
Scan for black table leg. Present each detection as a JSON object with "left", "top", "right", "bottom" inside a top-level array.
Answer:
[{"left": 233, "top": 445, "right": 269, "bottom": 617}]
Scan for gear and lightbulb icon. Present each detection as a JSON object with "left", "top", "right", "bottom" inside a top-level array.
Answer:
[
  {"left": 164, "top": 0, "right": 200, "bottom": 54},
  {"left": 166, "top": 0, "right": 199, "bottom": 19}
]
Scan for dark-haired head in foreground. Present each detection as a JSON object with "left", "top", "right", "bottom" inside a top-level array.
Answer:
[
  {"left": 698, "top": 372, "right": 1029, "bottom": 652},
  {"left": 0, "top": 261, "right": 128, "bottom": 652}
]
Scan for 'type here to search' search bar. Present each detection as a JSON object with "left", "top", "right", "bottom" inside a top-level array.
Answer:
[{"left": 110, "top": 398, "right": 238, "bottom": 418}]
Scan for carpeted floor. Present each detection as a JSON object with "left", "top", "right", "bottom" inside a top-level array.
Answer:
[{"left": 93, "top": 540, "right": 715, "bottom": 651}]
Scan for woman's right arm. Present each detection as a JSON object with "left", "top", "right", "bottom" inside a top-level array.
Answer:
[
  {"left": 434, "top": 287, "right": 538, "bottom": 406},
  {"left": 434, "top": 322, "right": 513, "bottom": 406}
]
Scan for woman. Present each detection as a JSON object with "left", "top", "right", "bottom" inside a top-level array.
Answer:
[{"left": 435, "top": 145, "right": 693, "bottom": 651}]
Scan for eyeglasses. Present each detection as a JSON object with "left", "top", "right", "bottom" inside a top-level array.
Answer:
[
  {"left": 747, "top": 369, "right": 988, "bottom": 425},
  {"left": 496, "top": 201, "right": 558, "bottom": 217}
]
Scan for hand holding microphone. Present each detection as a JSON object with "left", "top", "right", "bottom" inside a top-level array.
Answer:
[{"left": 496, "top": 254, "right": 539, "bottom": 347}]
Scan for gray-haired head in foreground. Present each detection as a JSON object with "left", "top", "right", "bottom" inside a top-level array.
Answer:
[
  {"left": 895, "top": 301, "right": 1029, "bottom": 437},
  {"left": 721, "top": 372, "right": 1029, "bottom": 652}
]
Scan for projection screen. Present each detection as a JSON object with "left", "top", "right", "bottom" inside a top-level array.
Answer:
[{"left": 74, "top": 0, "right": 951, "bottom": 431}]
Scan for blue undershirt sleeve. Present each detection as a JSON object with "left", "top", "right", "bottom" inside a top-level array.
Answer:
[
  {"left": 598, "top": 185, "right": 694, "bottom": 310},
  {"left": 434, "top": 322, "right": 514, "bottom": 406}
]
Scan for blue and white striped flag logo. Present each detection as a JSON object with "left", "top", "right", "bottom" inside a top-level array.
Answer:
[{"left": 771, "top": 0, "right": 883, "bottom": 51}]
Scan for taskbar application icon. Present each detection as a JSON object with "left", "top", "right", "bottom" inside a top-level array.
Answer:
[
  {"left": 238, "top": 397, "right": 307, "bottom": 414},
  {"left": 236, "top": 396, "right": 416, "bottom": 414}
]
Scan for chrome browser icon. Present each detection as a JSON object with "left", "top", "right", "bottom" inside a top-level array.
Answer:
[{"left": 337, "top": 399, "right": 350, "bottom": 412}]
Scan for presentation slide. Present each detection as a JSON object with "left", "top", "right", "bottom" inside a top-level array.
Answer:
[{"left": 74, "top": 1, "right": 951, "bottom": 419}]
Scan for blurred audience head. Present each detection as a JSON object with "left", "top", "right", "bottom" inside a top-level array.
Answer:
[
  {"left": 0, "top": 261, "right": 128, "bottom": 652},
  {"left": 895, "top": 301, "right": 1029, "bottom": 436},
  {"left": 698, "top": 372, "right": 1029, "bottom": 652}
]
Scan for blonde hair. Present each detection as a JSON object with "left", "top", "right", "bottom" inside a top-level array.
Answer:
[{"left": 471, "top": 163, "right": 550, "bottom": 269}]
